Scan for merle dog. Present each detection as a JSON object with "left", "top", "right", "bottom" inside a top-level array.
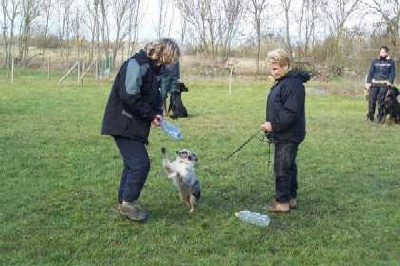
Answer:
[
  {"left": 168, "top": 82, "right": 189, "bottom": 119},
  {"left": 161, "top": 147, "right": 200, "bottom": 213},
  {"left": 382, "top": 86, "right": 400, "bottom": 124}
]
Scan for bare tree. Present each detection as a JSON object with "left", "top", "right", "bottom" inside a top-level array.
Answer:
[
  {"left": 363, "top": 0, "right": 400, "bottom": 50},
  {"left": 19, "top": 0, "right": 41, "bottom": 66},
  {"left": 110, "top": 0, "right": 142, "bottom": 67},
  {"left": 111, "top": 0, "right": 129, "bottom": 65},
  {"left": 126, "top": 0, "right": 143, "bottom": 56},
  {"left": 83, "top": 0, "right": 142, "bottom": 67},
  {"left": 319, "top": 0, "right": 361, "bottom": 75},
  {"left": 248, "top": 0, "right": 268, "bottom": 73},
  {"left": 57, "top": 0, "right": 73, "bottom": 64},
  {"left": 84, "top": 0, "right": 97, "bottom": 62},
  {"left": 155, "top": 0, "right": 175, "bottom": 38},
  {"left": 295, "top": 0, "right": 319, "bottom": 57},
  {"left": 94, "top": 0, "right": 100, "bottom": 75},
  {"left": 71, "top": 6, "right": 85, "bottom": 63},
  {"left": 205, "top": 0, "right": 219, "bottom": 56},
  {"left": 175, "top": 0, "right": 242, "bottom": 59},
  {"left": 99, "top": 0, "right": 110, "bottom": 66},
  {"left": 174, "top": 0, "right": 220, "bottom": 56},
  {"left": 1, "top": 0, "right": 21, "bottom": 69},
  {"left": 39, "top": 0, "right": 52, "bottom": 58},
  {"left": 91, "top": 0, "right": 144, "bottom": 69},
  {"left": 320, "top": 0, "right": 360, "bottom": 39},
  {"left": 220, "top": 0, "right": 243, "bottom": 59},
  {"left": 177, "top": 7, "right": 188, "bottom": 44},
  {"left": 279, "top": 0, "right": 293, "bottom": 57}
]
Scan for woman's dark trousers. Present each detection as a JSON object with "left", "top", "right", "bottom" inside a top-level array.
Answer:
[
  {"left": 114, "top": 136, "right": 150, "bottom": 204},
  {"left": 368, "top": 86, "right": 387, "bottom": 122}
]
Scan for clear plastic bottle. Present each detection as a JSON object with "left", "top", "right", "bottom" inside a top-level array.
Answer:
[
  {"left": 235, "top": 210, "right": 271, "bottom": 227},
  {"left": 160, "top": 120, "right": 182, "bottom": 140}
]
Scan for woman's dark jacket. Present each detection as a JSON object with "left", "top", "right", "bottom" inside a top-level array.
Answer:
[
  {"left": 366, "top": 56, "right": 396, "bottom": 84},
  {"left": 101, "top": 49, "right": 162, "bottom": 143},
  {"left": 266, "top": 69, "right": 311, "bottom": 144}
]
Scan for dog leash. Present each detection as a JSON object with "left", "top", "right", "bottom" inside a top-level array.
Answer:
[
  {"left": 225, "top": 131, "right": 260, "bottom": 160},
  {"left": 198, "top": 132, "right": 272, "bottom": 177},
  {"left": 225, "top": 131, "right": 273, "bottom": 170},
  {"left": 259, "top": 134, "right": 273, "bottom": 171},
  {"left": 266, "top": 139, "right": 272, "bottom": 171}
]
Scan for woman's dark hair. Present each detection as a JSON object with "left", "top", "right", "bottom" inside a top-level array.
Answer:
[{"left": 380, "top": 45, "right": 389, "bottom": 52}]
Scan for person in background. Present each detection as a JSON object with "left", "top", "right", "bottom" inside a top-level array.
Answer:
[
  {"left": 365, "top": 45, "right": 396, "bottom": 122},
  {"left": 260, "top": 49, "right": 311, "bottom": 212},
  {"left": 160, "top": 61, "right": 180, "bottom": 116},
  {"left": 101, "top": 38, "right": 180, "bottom": 222}
]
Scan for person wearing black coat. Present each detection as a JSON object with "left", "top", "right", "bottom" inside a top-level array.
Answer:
[
  {"left": 365, "top": 45, "right": 396, "bottom": 122},
  {"left": 261, "top": 48, "right": 311, "bottom": 212},
  {"left": 101, "top": 38, "right": 180, "bottom": 221}
]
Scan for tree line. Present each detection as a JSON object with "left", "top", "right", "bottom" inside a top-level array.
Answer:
[{"left": 1, "top": 0, "right": 399, "bottom": 77}]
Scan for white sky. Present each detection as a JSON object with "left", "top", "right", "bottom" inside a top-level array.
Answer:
[
  {"left": 0, "top": 0, "right": 383, "bottom": 45},
  {"left": 137, "top": 0, "right": 382, "bottom": 44},
  {"left": 139, "top": 1, "right": 182, "bottom": 42}
]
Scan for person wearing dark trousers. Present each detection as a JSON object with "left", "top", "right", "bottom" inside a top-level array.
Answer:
[
  {"left": 365, "top": 45, "right": 396, "bottom": 122},
  {"left": 101, "top": 38, "right": 180, "bottom": 222},
  {"left": 261, "top": 48, "right": 311, "bottom": 212}
]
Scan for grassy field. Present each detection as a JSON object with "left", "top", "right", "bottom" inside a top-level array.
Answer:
[{"left": 1, "top": 71, "right": 399, "bottom": 266}]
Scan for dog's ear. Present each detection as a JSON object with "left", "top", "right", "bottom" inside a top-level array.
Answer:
[
  {"left": 190, "top": 152, "right": 198, "bottom": 162},
  {"left": 179, "top": 82, "right": 189, "bottom": 92}
]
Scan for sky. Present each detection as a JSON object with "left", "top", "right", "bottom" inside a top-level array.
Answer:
[
  {"left": 139, "top": 1, "right": 182, "bottom": 42},
  {"left": 137, "top": 0, "right": 383, "bottom": 45},
  {"left": 0, "top": 0, "right": 383, "bottom": 45}
]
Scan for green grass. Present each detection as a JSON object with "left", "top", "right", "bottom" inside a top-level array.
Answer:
[{"left": 1, "top": 71, "right": 399, "bottom": 265}]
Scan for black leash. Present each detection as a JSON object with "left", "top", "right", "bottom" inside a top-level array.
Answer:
[
  {"left": 225, "top": 131, "right": 273, "bottom": 171},
  {"left": 225, "top": 131, "right": 260, "bottom": 160},
  {"left": 267, "top": 139, "right": 272, "bottom": 170},
  {"left": 260, "top": 133, "right": 273, "bottom": 171}
]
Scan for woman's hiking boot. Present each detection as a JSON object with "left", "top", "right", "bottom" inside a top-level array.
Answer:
[{"left": 118, "top": 201, "right": 149, "bottom": 221}]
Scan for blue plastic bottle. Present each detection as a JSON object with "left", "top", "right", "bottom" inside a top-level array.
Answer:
[{"left": 160, "top": 120, "right": 182, "bottom": 140}]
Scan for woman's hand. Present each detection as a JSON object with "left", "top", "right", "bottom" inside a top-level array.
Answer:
[{"left": 152, "top": 114, "right": 163, "bottom": 126}]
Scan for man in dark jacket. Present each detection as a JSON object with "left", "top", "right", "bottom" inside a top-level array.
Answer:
[
  {"left": 101, "top": 38, "right": 180, "bottom": 221},
  {"left": 365, "top": 45, "right": 396, "bottom": 122},
  {"left": 261, "top": 48, "right": 311, "bottom": 212}
]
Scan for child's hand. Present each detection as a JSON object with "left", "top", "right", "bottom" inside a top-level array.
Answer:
[{"left": 260, "top": 121, "right": 273, "bottom": 132}]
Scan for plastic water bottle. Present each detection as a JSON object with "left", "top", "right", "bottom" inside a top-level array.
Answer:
[
  {"left": 235, "top": 210, "right": 271, "bottom": 227},
  {"left": 160, "top": 120, "right": 182, "bottom": 140}
]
